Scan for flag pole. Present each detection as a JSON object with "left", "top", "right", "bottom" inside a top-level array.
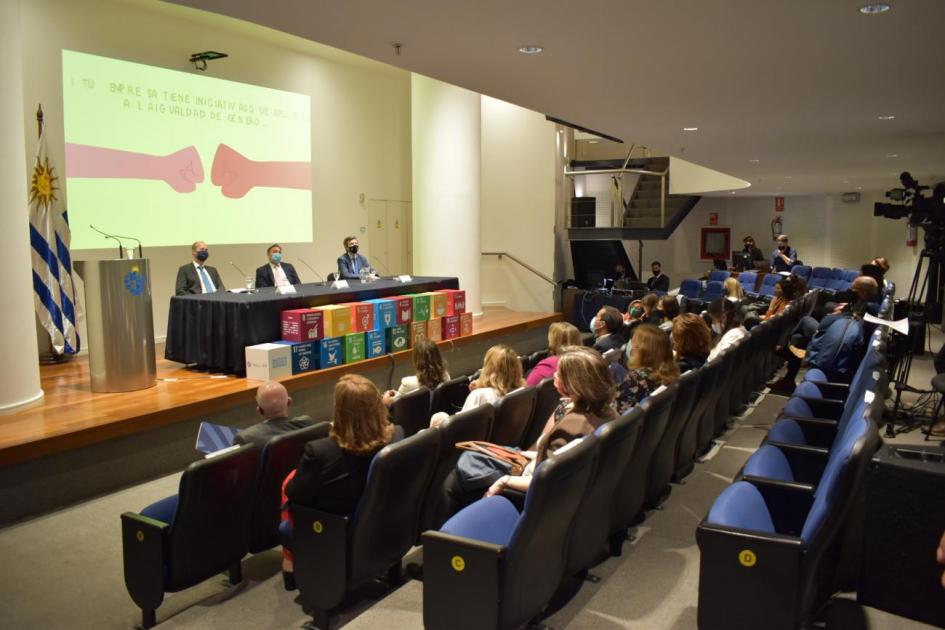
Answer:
[{"left": 36, "top": 104, "right": 43, "bottom": 139}]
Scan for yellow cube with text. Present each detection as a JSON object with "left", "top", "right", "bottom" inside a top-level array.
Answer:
[{"left": 316, "top": 304, "right": 352, "bottom": 338}]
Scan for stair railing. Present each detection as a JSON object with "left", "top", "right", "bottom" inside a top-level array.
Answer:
[{"left": 564, "top": 165, "right": 669, "bottom": 228}]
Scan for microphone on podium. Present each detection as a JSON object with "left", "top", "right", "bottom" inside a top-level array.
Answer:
[
  {"left": 89, "top": 224, "right": 125, "bottom": 259},
  {"left": 298, "top": 258, "right": 325, "bottom": 284},
  {"left": 112, "top": 232, "right": 144, "bottom": 258}
]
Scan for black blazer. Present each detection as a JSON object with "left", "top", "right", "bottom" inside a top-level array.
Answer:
[
  {"left": 593, "top": 333, "right": 624, "bottom": 354},
  {"left": 254, "top": 262, "right": 301, "bottom": 288},
  {"left": 175, "top": 263, "right": 224, "bottom": 296},
  {"left": 646, "top": 273, "right": 670, "bottom": 293},
  {"left": 233, "top": 415, "right": 313, "bottom": 450}
]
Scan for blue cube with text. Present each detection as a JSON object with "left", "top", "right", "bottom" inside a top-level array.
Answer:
[
  {"left": 365, "top": 329, "right": 386, "bottom": 358},
  {"left": 317, "top": 337, "right": 344, "bottom": 369},
  {"left": 364, "top": 298, "right": 398, "bottom": 330},
  {"left": 274, "top": 340, "right": 317, "bottom": 374}
]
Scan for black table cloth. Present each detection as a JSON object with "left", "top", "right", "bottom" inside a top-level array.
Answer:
[{"left": 165, "top": 276, "right": 459, "bottom": 374}]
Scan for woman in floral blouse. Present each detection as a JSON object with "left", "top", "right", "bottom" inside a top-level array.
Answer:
[{"left": 616, "top": 324, "right": 680, "bottom": 413}]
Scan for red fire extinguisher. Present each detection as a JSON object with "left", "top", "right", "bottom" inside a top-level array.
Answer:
[
  {"left": 906, "top": 222, "right": 917, "bottom": 247},
  {"left": 770, "top": 215, "right": 783, "bottom": 240}
]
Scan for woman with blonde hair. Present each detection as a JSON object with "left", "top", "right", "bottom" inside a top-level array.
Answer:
[
  {"left": 431, "top": 344, "right": 526, "bottom": 428},
  {"left": 617, "top": 324, "right": 680, "bottom": 413},
  {"left": 724, "top": 276, "right": 744, "bottom": 302},
  {"left": 383, "top": 339, "right": 450, "bottom": 406},
  {"left": 526, "top": 322, "right": 583, "bottom": 386},
  {"left": 282, "top": 374, "right": 402, "bottom": 585},
  {"left": 673, "top": 313, "right": 713, "bottom": 372}
]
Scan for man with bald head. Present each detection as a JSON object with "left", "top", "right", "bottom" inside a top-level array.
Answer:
[
  {"left": 175, "top": 240, "right": 225, "bottom": 295},
  {"left": 233, "top": 381, "right": 313, "bottom": 448}
]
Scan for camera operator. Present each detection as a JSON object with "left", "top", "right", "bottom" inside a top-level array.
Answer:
[{"left": 770, "top": 234, "right": 798, "bottom": 273}]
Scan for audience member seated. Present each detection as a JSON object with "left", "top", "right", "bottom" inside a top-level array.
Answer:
[
  {"left": 770, "top": 234, "right": 798, "bottom": 273},
  {"left": 724, "top": 276, "right": 744, "bottom": 302},
  {"left": 281, "top": 374, "right": 403, "bottom": 585},
  {"left": 707, "top": 299, "right": 749, "bottom": 361},
  {"left": 673, "top": 313, "right": 712, "bottom": 373},
  {"left": 658, "top": 295, "right": 681, "bottom": 334},
  {"left": 430, "top": 345, "right": 526, "bottom": 430},
  {"left": 484, "top": 346, "right": 618, "bottom": 497},
  {"left": 382, "top": 339, "right": 450, "bottom": 407},
  {"left": 763, "top": 277, "right": 796, "bottom": 320},
  {"left": 526, "top": 322, "right": 582, "bottom": 387},
  {"left": 616, "top": 324, "right": 680, "bottom": 413},
  {"left": 592, "top": 306, "right": 625, "bottom": 354},
  {"left": 740, "top": 235, "right": 765, "bottom": 266},
  {"left": 640, "top": 293, "right": 664, "bottom": 327},
  {"left": 233, "top": 381, "right": 314, "bottom": 449},
  {"left": 646, "top": 260, "right": 670, "bottom": 293}
]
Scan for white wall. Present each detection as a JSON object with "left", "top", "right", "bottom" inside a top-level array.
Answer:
[
  {"left": 480, "top": 97, "right": 556, "bottom": 312},
  {"left": 20, "top": 0, "right": 412, "bottom": 341}
]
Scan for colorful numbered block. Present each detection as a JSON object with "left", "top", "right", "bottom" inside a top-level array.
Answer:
[
  {"left": 245, "top": 343, "right": 292, "bottom": 381},
  {"left": 281, "top": 308, "right": 324, "bottom": 342},
  {"left": 339, "top": 302, "right": 375, "bottom": 332},
  {"left": 365, "top": 329, "right": 387, "bottom": 358},
  {"left": 344, "top": 332, "right": 366, "bottom": 363},
  {"left": 316, "top": 304, "right": 352, "bottom": 338},
  {"left": 387, "top": 296, "right": 413, "bottom": 325},
  {"left": 460, "top": 312, "right": 473, "bottom": 336},
  {"left": 426, "top": 317, "right": 443, "bottom": 342},
  {"left": 364, "top": 298, "right": 398, "bottom": 329},
  {"left": 410, "top": 320, "right": 427, "bottom": 345},
  {"left": 274, "top": 340, "right": 317, "bottom": 374},
  {"left": 411, "top": 293, "right": 431, "bottom": 322},
  {"left": 385, "top": 324, "right": 410, "bottom": 353},
  {"left": 425, "top": 292, "right": 448, "bottom": 318},
  {"left": 442, "top": 314, "right": 461, "bottom": 340},
  {"left": 442, "top": 289, "right": 467, "bottom": 315},
  {"left": 318, "top": 337, "right": 345, "bottom": 369}
]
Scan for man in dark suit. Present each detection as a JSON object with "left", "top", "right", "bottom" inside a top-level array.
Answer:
[
  {"left": 592, "top": 306, "right": 625, "bottom": 354},
  {"left": 234, "top": 381, "right": 313, "bottom": 449},
  {"left": 255, "top": 243, "right": 301, "bottom": 288},
  {"left": 646, "top": 261, "right": 670, "bottom": 293},
  {"left": 175, "top": 240, "right": 225, "bottom": 295},
  {"left": 336, "top": 236, "right": 376, "bottom": 280}
]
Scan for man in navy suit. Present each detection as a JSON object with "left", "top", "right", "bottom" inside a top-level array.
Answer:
[
  {"left": 336, "top": 236, "right": 376, "bottom": 280},
  {"left": 255, "top": 243, "right": 301, "bottom": 288}
]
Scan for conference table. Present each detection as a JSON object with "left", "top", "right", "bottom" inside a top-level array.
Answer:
[{"left": 165, "top": 276, "right": 459, "bottom": 374}]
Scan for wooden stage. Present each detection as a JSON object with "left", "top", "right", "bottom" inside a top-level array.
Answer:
[{"left": 0, "top": 308, "right": 561, "bottom": 468}]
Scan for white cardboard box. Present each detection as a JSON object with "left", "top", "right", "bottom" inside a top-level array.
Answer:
[{"left": 245, "top": 343, "right": 292, "bottom": 381}]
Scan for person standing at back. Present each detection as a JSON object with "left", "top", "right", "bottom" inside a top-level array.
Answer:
[
  {"left": 175, "top": 240, "right": 225, "bottom": 295},
  {"left": 646, "top": 261, "right": 670, "bottom": 293},
  {"left": 770, "top": 234, "right": 798, "bottom": 273},
  {"left": 336, "top": 236, "right": 376, "bottom": 280}
]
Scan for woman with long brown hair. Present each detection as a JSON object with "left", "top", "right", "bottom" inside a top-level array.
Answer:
[
  {"left": 383, "top": 338, "right": 450, "bottom": 406},
  {"left": 673, "top": 313, "right": 713, "bottom": 372},
  {"left": 617, "top": 324, "right": 680, "bottom": 413}
]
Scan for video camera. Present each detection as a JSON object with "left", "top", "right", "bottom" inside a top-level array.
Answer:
[{"left": 874, "top": 172, "right": 945, "bottom": 224}]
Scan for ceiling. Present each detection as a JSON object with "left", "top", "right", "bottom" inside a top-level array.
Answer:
[{"left": 170, "top": 0, "right": 945, "bottom": 196}]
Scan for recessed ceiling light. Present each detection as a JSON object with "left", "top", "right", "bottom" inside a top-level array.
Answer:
[
  {"left": 749, "top": 159, "right": 760, "bottom": 163},
  {"left": 886, "top": 153, "right": 898, "bottom": 158},
  {"left": 730, "top": 191, "right": 737, "bottom": 194},
  {"left": 588, "top": 140, "right": 600, "bottom": 144},
  {"left": 878, "top": 115, "right": 896, "bottom": 120},
  {"left": 843, "top": 180, "right": 850, "bottom": 184},
  {"left": 518, "top": 45, "right": 543, "bottom": 54},
  {"left": 857, "top": 186, "right": 864, "bottom": 190},
  {"left": 860, "top": 3, "right": 891, "bottom": 14},
  {"left": 682, "top": 127, "right": 698, "bottom": 132},
  {"left": 784, "top": 176, "right": 793, "bottom": 179}
]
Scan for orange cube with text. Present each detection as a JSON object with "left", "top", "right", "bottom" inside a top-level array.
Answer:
[
  {"left": 460, "top": 312, "right": 473, "bottom": 336},
  {"left": 426, "top": 317, "right": 443, "bottom": 342},
  {"left": 410, "top": 320, "right": 427, "bottom": 345},
  {"left": 339, "top": 302, "right": 375, "bottom": 332},
  {"left": 426, "top": 292, "right": 448, "bottom": 318}
]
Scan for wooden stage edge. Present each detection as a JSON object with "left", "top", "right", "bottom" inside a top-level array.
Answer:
[{"left": 0, "top": 308, "right": 562, "bottom": 467}]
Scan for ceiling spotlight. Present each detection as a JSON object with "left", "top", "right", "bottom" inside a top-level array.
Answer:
[
  {"left": 843, "top": 180, "right": 850, "bottom": 184},
  {"left": 588, "top": 140, "right": 600, "bottom": 144},
  {"left": 189, "top": 50, "right": 228, "bottom": 71},
  {"left": 682, "top": 127, "right": 698, "bottom": 132},
  {"left": 878, "top": 114, "right": 896, "bottom": 120},
  {"left": 730, "top": 191, "right": 737, "bottom": 194},
  {"left": 859, "top": 3, "right": 891, "bottom": 14},
  {"left": 518, "top": 45, "right": 543, "bottom": 54},
  {"left": 748, "top": 159, "right": 760, "bottom": 163},
  {"left": 886, "top": 153, "right": 899, "bottom": 158}
]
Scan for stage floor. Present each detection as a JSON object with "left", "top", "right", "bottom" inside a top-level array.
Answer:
[{"left": 0, "top": 308, "right": 560, "bottom": 467}]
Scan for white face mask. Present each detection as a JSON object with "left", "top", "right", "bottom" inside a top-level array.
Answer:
[
  {"left": 589, "top": 315, "right": 599, "bottom": 334},
  {"left": 712, "top": 321, "right": 723, "bottom": 334}
]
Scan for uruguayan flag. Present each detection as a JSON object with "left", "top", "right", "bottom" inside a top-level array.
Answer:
[{"left": 29, "top": 128, "right": 80, "bottom": 355}]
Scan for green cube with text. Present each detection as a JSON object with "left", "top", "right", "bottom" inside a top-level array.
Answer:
[
  {"left": 410, "top": 294, "right": 431, "bottom": 322},
  {"left": 385, "top": 324, "right": 410, "bottom": 353},
  {"left": 344, "top": 332, "right": 366, "bottom": 363}
]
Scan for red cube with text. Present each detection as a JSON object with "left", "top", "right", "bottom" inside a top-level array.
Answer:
[
  {"left": 442, "top": 315, "right": 461, "bottom": 339},
  {"left": 389, "top": 296, "right": 413, "bottom": 325},
  {"left": 339, "top": 302, "right": 375, "bottom": 332},
  {"left": 442, "top": 289, "right": 466, "bottom": 315},
  {"left": 281, "top": 309, "right": 324, "bottom": 342},
  {"left": 460, "top": 312, "right": 473, "bottom": 337}
]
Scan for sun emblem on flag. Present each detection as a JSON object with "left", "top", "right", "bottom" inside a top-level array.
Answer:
[{"left": 30, "top": 157, "right": 59, "bottom": 209}]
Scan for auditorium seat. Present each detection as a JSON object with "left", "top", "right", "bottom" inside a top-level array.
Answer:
[
  {"left": 291, "top": 428, "right": 439, "bottom": 630},
  {"left": 520, "top": 377, "right": 559, "bottom": 449},
  {"left": 391, "top": 386, "right": 432, "bottom": 437},
  {"left": 737, "top": 271, "right": 757, "bottom": 296},
  {"left": 808, "top": 266, "right": 831, "bottom": 289},
  {"left": 696, "top": 346, "right": 737, "bottom": 454},
  {"left": 708, "top": 270, "right": 730, "bottom": 283},
  {"left": 757, "top": 272, "right": 780, "bottom": 298},
  {"left": 790, "top": 265, "right": 812, "bottom": 283},
  {"left": 489, "top": 386, "right": 537, "bottom": 448},
  {"left": 702, "top": 280, "right": 725, "bottom": 303},
  {"left": 423, "top": 435, "right": 598, "bottom": 630},
  {"left": 249, "top": 422, "right": 331, "bottom": 554},
  {"left": 430, "top": 375, "right": 472, "bottom": 416},
  {"left": 680, "top": 278, "right": 702, "bottom": 311},
  {"left": 824, "top": 268, "right": 846, "bottom": 292},
  {"left": 674, "top": 354, "right": 723, "bottom": 481},
  {"left": 121, "top": 444, "right": 261, "bottom": 628},
  {"left": 645, "top": 368, "right": 701, "bottom": 508},
  {"left": 521, "top": 349, "right": 549, "bottom": 373}
]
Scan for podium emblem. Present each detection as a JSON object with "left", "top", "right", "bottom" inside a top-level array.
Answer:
[{"left": 123, "top": 267, "right": 146, "bottom": 296}]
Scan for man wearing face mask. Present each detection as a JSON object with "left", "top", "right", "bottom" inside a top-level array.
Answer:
[
  {"left": 175, "top": 240, "right": 225, "bottom": 295},
  {"left": 255, "top": 243, "right": 301, "bottom": 288},
  {"left": 770, "top": 234, "right": 798, "bottom": 273},
  {"left": 336, "top": 236, "right": 376, "bottom": 280}
]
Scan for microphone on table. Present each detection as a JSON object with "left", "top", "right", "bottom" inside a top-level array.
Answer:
[
  {"left": 298, "top": 258, "right": 325, "bottom": 284},
  {"left": 369, "top": 254, "right": 392, "bottom": 278},
  {"left": 89, "top": 224, "right": 125, "bottom": 259},
  {"left": 228, "top": 261, "right": 254, "bottom": 292}
]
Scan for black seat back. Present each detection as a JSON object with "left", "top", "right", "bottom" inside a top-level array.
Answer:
[
  {"left": 248, "top": 422, "right": 331, "bottom": 553},
  {"left": 675, "top": 357, "right": 723, "bottom": 478},
  {"left": 418, "top": 404, "right": 494, "bottom": 533},
  {"left": 489, "top": 387, "right": 537, "bottom": 447},
  {"left": 430, "top": 375, "right": 471, "bottom": 416},
  {"left": 391, "top": 387, "right": 432, "bottom": 437},
  {"left": 166, "top": 445, "right": 261, "bottom": 590},
  {"left": 521, "top": 377, "right": 560, "bottom": 449},
  {"left": 611, "top": 382, "right": 677, "bottom": 532},
  {"left": 501, "top": 435, "right": 598, "bottom": 630},
  {"left": 697, "top": 347, "right": 736, "bottom": 453},
  {"left": 566, "top": 407, "right": 644, "bottom": 575},
  {"left": 646, "top": 369, "right": 702, "bottom": 507},
  {"left": 348, "top": 429, "right": 440, "bottom": 585}
]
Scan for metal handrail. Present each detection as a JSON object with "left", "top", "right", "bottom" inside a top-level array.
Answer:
[
  {"left": 563, "top": 167, "right": 668, "bottom": 177},
  {"left": 481, "top": 252, "right": 555, "bottom": 286}
]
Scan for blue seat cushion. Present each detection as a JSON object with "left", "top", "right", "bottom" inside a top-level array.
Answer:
[
  {"left": 743, "top": 445, "right": 795, "bottom": 482},
  {"left": 440, "top": 495, "right": 521, "bottom": 547},
  {"left": 804, "top": 368, "right": 828, "bottom": 383},
  {"left": 141, "top": 494, "right": 179, "bottom": 525},
  {"left": 782, "top": 396, "right": 813, "bottom": 418},
  {"left": 706, "top": 481, "right": 775, "bottom": 534},
  {"left": 794, "top": 381, "right": 823, "bottom": 400},
  {"left": 768, "top": 418, "right": 806, "bottom": 444}
]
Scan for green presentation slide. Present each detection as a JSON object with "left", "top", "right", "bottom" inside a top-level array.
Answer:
[{"left": 62, "top": 50, "right": 312, "bottom": 250}]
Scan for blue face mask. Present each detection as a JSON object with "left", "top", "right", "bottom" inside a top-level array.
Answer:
[
  {"left": 270, "top": 252, "right": 282, "bottom": 263},
  {"left": 196, "top": 250, "right": 209, "bottom": 262}
]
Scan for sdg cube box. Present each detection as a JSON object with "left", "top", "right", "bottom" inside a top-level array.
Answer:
[
  {"left": 442, "top": 315, "right": 461, "bottom": 340},
  {"left": 364, "top": 298, "right": 398, "bottom": 329},
  {"left": 365, "top": 329, "right": 387, "bottom": 358},
  {"left": 426, "top": 292, "right": 448, "bottom": 319},
  {"left": 316, "top": 304, "right": 352, "bottom": 338},
  {"left": 344, "top": 332, "right": 366, "bottom": 363},
  {"left": 318, "top": 337, "right": 345, "bottom": 369},
  {"left": 274, "top": 340, "right": 317, "bottom": 374},
  {"left": 245, "top": 343, "right": 292, "bottom": 381},
  {"left": 442, "top": 289, "right": 467, "bottom": 315},
  {"left": 460, "top": 312, "right": 473, "bottom": 337},
  {"left": 409, "top": 320, "right": 427, "bottom": 345},
  {"left": 385, "top": 324, "right": 410, "bottom": 353},
  {"left": 340, "top": 302, "right": 375, "bottom": 332},
  {"left": 411, "top": 294, "right": 431, "bottom": 322},
  {"left": 388, "top": 296, "right": 413, "bottom": 325},
  {"left": 281, "top": 309, "right": 324, "bottom": 342},
  {"left": 426, "top": 317, "right": 443, "bottom": 342}
]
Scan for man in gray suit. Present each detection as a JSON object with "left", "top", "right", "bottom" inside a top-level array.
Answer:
[
  {"left": 234, "top": 381, "right": 313, "bottom": 449},
  {"left": 175, "top": 240, "right": 225, "bottom": 295}
]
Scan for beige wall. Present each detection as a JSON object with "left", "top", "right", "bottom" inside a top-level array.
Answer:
[
  {"left": 20, "top": 0, "right": 412, "bottom": 342},
  {"left": 480, "top": 96, "right": 556, "bottom": 311}
]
